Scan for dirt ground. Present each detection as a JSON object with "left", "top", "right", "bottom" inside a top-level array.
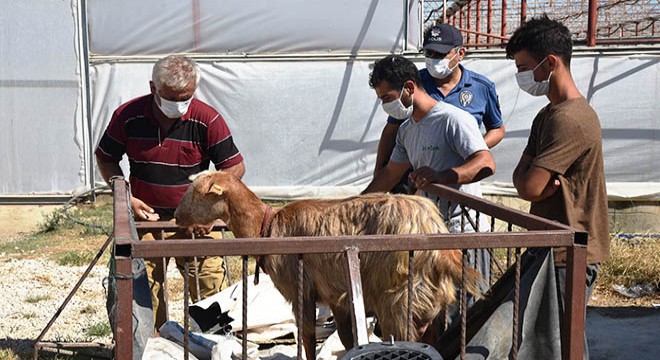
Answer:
[
  {"left": 0, "top": 205, "right": 61, "bottom": 244},
  {"left": 1, "top": 204, "right": 659, "bottom": 359}
]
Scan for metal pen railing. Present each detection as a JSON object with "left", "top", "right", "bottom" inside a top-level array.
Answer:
[{"left": 109, "top": 178, "right": 586, "bottom": 360}]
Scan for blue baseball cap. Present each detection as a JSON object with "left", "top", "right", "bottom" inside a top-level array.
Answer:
[{"left": 423, "top": 24, "right": 463, "bottom": 54}]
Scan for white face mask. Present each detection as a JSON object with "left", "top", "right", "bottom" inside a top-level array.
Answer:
[
  {"left": 156, "top": 95, "right": 192, "bottom": 119},
  {"left": 382, "top": 86, "right": 413, "bottom": 120},
  {"left": 425, "top": 51, "right": 459, "bottom": 79},
  {"left": 515, "top": 57, "right": 551, "bottom": 96}
]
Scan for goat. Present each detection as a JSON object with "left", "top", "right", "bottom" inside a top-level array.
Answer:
[{"left": 174, "top": 170, "right": 482, "bottom": 359}]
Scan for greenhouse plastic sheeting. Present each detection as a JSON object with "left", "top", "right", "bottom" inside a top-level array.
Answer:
[
  {"left": 87, "top": 0, "right": 422, "bottom": 56},
  {"left": 89, "top": 54, "right": 660, "bottom": 200}
]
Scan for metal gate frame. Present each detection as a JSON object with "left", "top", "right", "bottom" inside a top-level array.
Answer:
[{"left": 109, "top": 178, "right": 587, "bottom": 360}]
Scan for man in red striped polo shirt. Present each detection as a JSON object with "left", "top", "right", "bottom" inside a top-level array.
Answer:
[{"left": 96, "top": 55, "right": 245, "bottom": 331}]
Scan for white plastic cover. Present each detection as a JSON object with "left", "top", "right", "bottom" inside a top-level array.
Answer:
[
  {"left": 0, "top": 0, "right": 88, "bottom": 195},
  {"left": 89, "top": 53, "right": 660, "bottom": 200},
  {"left": 87, "top": 0, "right": 422, "bottom": 56},
  {"left": 2, "top": 1, "right": 659, "bottom": 201}
]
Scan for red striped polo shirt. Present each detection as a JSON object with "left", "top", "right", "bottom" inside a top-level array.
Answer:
[{"left": 95, "top": 94, "right": 243, "bottom": 217}]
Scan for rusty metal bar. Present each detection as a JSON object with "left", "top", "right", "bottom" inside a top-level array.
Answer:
[
  {"left": 114, "top": 255, "right": 133, "bottom": 360},
  {"left": 475, "top": 0, "right": 481, "bottom": 46},
  {"left": 424, "top": 184, "right": 575, "bottom": 231},
  {"left": 33, "top": 235, "right": 114, "bottom": 360},
  {"left": 193, "top": 257, "right": 201, "bottom": 302},
  {"left": 510, "top": 248, "right": 522, "bottom": 359},
  {"left": 466, "top": 1, "right": 471, "bottom": 45},
  {"left": 160, "top": 230, "right": 170, "bottom": 324},
  {"left": 33, "top": 344, "right": 112, "bottom": 358},
  {"left": 110, "top": 178, "right": 136, "bottom": 360},
  {"left": 297, "top": 254, "right": 305, "bottom": 359},
  {"left": 460, "top": 27, "right": 509, "bottom": 40},
  {"left": 407, "top": 250, "right": 414, "bottom": 341},
  {"left": 134, "top": 220, "right": 227, "bottom": 231},
  {"left": 487, "top": 0, "right": 493, "bottom": 45},
  {"left": 563, "top": 233, "right": 588, "bottom": 360},
  {"left": 345, "top": 247, "right": 369, "bottom": 346},
  {"left": 460, "top": 249, "right": 468, "bottom": 360},
  {"left": 130, "top": 231, "right": 576, "bottom": 258},
  {"left": 587, "top": 0, "right": 597, "bottom": 46},
  {"left": 183, "top": 259, "right": 190, "bottom": 360},
  {"left": 241, "top": 256, "right": 248, "bottom": 360},
  {"left": 501, "top": 0, "right": 507, "bottom": 39}
]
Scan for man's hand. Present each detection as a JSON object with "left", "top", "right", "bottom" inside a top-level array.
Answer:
[
  {"left": 186, "top": 223, "right": 214, "bottom": 238},
  {"left": 409, "top": 166, "right": 443, "bottom": 188},
  {"left": 539, "top": 176, "right": 561, "bottom": 199},
  {"left": 131, "top": 197, "right": 160, "bottom": 221}
]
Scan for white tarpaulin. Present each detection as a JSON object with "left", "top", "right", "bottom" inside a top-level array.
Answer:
[
  {"left": 87, "top": 0, "right": 421, "bottom": 56},
  {"left": 1, "top": 0, "right": 659, "bottom": 201},
  {"left": 89, "top": 53, "right": 660, "bottom": 200}
]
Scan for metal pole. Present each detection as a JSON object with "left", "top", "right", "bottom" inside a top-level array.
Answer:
[
  {"left": 501, "top": 0, "right": 508, "bottom": 39},
  {"left": 487, "top": 0, "right": 492, "bottom": 45},
  {"left": 79, "top": 0, "right": 96, "bottom": 201},
  {"left": 587, "top": 0, "right": 598, "bottom": 46},
  {"left": 476, "top": 0, "right": 482, "bottom": 46}
]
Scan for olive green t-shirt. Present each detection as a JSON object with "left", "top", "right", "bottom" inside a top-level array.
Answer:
[{"left": 524, "top": 97, "right": 610, "bottom": 265}]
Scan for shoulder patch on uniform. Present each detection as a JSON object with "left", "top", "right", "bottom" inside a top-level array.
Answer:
[{"left": 459, "top": 90, "right": 474, "bottom": 107}]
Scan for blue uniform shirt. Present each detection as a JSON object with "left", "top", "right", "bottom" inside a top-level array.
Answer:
[{"left": 387, "top": 64, "right": 503, "bottom": 130}]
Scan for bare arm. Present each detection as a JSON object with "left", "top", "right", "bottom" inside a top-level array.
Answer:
[
  {"left": 484, "top": 125, "right": 505, "bottom": 148},
  {"left": 96, "top": 154, "right": 159, "bottom": 221},
  {"left": 362, "top": 161, "right": 410, "bottom": 194},
  {"left": 222, "top": 161, "right": 246, "bottom": 179},
  {"left": 409, "top": 150, "right": 495, "bottom": 188},
  {"left": 374, "top": 123, "right": 400, "bottom": 177},
  {"left": 513, "top": 153, "right": 559, "bottom": 202}
]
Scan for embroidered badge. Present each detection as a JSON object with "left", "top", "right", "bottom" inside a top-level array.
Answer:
[
  {"left": 459, "top": 90, "right": 473, "bottom": 107},
  {"left": 431, "top": 26, "right": 442, "bottom": 41}
]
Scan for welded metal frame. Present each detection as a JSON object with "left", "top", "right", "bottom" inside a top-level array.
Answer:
[{"left": 109, "top": 178, "right": 587, "bottom": 360}]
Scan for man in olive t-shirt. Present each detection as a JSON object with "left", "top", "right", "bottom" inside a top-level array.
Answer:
[{"left": 506, "top": 16, "right": 609, "bottom": 360}]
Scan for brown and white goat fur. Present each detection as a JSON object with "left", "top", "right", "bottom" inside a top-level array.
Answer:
[{"left": 175, "top": 170, "right": 481, "bottom": 359}]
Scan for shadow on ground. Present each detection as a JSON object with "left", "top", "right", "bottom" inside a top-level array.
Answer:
[{"left": 587, "top": 306, "right": 660, "bottom": 360}]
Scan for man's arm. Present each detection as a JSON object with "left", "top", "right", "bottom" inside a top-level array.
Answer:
[
  {"left": 374, "top": 123, "right": 400, "bottom": 177},
  {"left": 484, "top": 125, "right": 505, "bottom": 148},
  {"left": 409, "top": 150, "right": 495, "bottom": 188},
  {"left": 363, "top": 161, "right": 410, "bottom": 194},
  {"left": 222, "top": 161, "right": 246, "bottom": 179},
  {"left": 96, "top": 154, "right": 159, "bottom": 221},
  {"left": 513, "top": 153, "right": 559, "bottom": 202}
]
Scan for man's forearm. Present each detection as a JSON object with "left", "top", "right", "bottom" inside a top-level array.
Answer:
[
  {"left": 512, "top": 154, "right": 533, "bottom": 190},
  {"left": 453, "top": 151, "right": 495, "bottom": 184},
  {"left": 96, "top": 157, "right": 124, "bottom": 185},
  {"left": 223, "top": 161, "right": 246, "bottom": 179},
  {"left": 484, "top": 125, "right": 505, "bottom": 148},
  {"left": 374, "top": 124, "right": 399, "bottom": 175}
]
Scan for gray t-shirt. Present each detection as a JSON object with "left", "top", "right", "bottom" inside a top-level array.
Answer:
[{"left": 390, "top": 101, "right": 489, "bottom": 232}]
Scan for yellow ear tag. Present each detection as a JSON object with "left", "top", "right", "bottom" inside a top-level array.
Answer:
[{"left": 211, "top": 184, "right": 224, "bottom": 195}]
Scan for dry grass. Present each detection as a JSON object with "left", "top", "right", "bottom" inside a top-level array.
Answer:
[{"left": 595, "top": 236, "right": 660, "bottom": 302}]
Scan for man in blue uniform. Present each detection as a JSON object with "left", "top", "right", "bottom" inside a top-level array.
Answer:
[{"left": 375, "top": 23, "right": 505, "bottom": 193}]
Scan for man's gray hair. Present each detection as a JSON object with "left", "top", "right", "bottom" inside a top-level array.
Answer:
[{"left": 152, "top": 55, "right": 201, "bottom": 91}]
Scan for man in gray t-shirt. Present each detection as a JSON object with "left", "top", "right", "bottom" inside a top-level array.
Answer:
[
  {"left": 363, "top": 55, "right": 495, "bottom": 229},
  {"left": 363, "top": 55, "right": 496, "bottom": 293},
  {"left": 392, "top": 99, "right": 488, "bottom": 232}
]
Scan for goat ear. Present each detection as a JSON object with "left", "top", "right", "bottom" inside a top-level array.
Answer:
[{"left": 208, "top": 183, "right": 224, "bottom": 196}]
